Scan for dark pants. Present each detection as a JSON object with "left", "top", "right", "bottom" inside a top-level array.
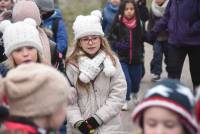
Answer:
[
  {"left": 166, "top": 44, "right": 200, "bottom": 89},
  {"left": 150, "top": 41, "right": 169, "bottom": 75},
  {"left": 121, "top": 62, "right": 143, "bottom": 100}
]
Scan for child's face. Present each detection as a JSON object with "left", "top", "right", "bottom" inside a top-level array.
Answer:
[
  {"left": 124, "top": 2, "right": 135, "bottom": 19},
  {"left": 11, "top": 46, "right": 38, "bottom": 65},
  {"left": 143, "top": 107, "right": 185, "bottom": 134},
  {"left": 110, "top": 0, "right": 121, "bottom": 6},
  {"left": 155, "top": 0, "right": 166, "bottom": 6},
  {"left": 0, "top": 0, "right": 13, "bottom": 10},
  {"left": 79, "top": 35, "right": 101, "bottom": 56}
]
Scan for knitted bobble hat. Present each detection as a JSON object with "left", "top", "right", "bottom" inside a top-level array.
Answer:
[
  {"left": 12, "top": 0, "right": 42, "bottom": 26},
  {"left": 195, "top": 87, "right": 200, "bottom": 124},
  {"left": 0, "top": 63, "right": 69, "bottom": 117},
  {"left": 132, "top": 79, "right": 198, "bottom": 134},
  {"left": 73, "top": 10, "right": 104, "bottom": 40},
  {"left": 0, "top": 18, "right": 43, "bottom": 57}
]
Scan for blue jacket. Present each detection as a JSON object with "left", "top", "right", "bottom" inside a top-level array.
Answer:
[
  {"left": 102, "top": 2, "right": 119, "bottom": 37},
  {"left": 152, "top": 0, "right": 200, "bottom": 45},
  {"left": 43, "top": 9, "right": 68, "bottom": 54},
  {"left": 0, "top": 64, "right": 9, "bottom": 77}
]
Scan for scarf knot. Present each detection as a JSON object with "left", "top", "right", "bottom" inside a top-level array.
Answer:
[
  {"left": 78, "top": 51, "right": 116, "bottom": 83},
  {"left": 122, "top": 17, "right": 137, "bottom": 29}
]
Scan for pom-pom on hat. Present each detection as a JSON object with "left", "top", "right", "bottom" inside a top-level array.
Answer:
[
  {"left": 73, "top": 10, "right": 104, "bottom": 40},
  {"left": 132, "top": 79, "right": 198, "bottom": 134},
  {"left": 0, "top": 63, "right": 69, "bottom": 117},
  {"left": 0, "top": 18, "right": 43, "bottom": 57}
]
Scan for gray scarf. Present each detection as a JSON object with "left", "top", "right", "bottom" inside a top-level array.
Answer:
[{"left": 151, "top": 0, "right": 169, "bottom": 17}]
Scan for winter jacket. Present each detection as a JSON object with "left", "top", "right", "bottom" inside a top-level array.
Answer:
[
  {"left": 43, "top": 9, "right": 68, "bottom": 54},
  {"left": 108, "top": 22, "right": 144, "bottom": 64},
  {"left": 66, "top": 58, "right": 127, "bottom": 134},
  {"left": 0, "top": 62, "right": 9, "bottom": 77},
  {"left": 102, "top": 2, "right": 119, "bottom": 37},
  {"left": 148, "top": 10, "right": 168, "bottom": 42},
  {"left": 152, "top": 0, "right": 200, "bottom": 45}
]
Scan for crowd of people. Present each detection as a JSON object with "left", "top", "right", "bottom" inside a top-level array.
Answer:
[{"left": 0, "top": 0, "right": 199, "bottom": 134}]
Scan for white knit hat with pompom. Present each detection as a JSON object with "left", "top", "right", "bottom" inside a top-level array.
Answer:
[
  {"left": 0, "top": 18, "right": 43, "bottom": 57},
  {"left": 72, "top": 10, "right": 104, "bottom": 40}
]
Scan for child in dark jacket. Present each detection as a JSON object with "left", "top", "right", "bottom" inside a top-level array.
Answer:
[
  {"left": 148, "top": 0, "right": 169, "bottom": 81},
  {"left": 108, "top": 0, "right": 144, "bottom": 110}
]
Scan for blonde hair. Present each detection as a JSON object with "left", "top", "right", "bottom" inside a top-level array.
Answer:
[{"left": 66, "top": 36, "right": 116, "bottom": 90}]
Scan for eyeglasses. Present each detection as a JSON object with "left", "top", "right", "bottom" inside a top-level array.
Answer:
[{"left": 80, "top": 36, "right": 100, "bottom": 44}]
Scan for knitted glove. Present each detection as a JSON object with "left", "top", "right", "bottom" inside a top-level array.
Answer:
[
  {"left": 86, "top": 117, "right": 100, "bottom": 129},
  {"left": 75, "top": 120, "right": 91, "bottom": 134},
  {"left": 0, "top": 106, "right": 9, "bottom": 123}
]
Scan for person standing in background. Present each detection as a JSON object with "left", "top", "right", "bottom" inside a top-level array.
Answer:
[
  {"left": 35, "top": 0, "right": 68, "bottom": 73},
  {"left": 146, "top": 0, "right": 200, "bottom": 94},
  {"left": 148, "top": 0, "right": 169, "bottom": 82},
  {"left": 102, "top": 0, "right": 121, "bottom": 37},
  {"left": 35, "top": 0, "right": 68, "bottom": 58},
  {"left": 108, "top": 0, "right": 144, "bottom": 110},
  {"left": 135, "top": 0, "right": 149, "bottom": 26},
  {"left": 135, "top": 0, "right": 149, "bottom": 79}
]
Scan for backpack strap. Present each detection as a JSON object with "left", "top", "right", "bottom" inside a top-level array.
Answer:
[
  {"left": 52, "top": 18, "right": 59, "bottom": 42},
  {"left": 52, "top": 18, "right": 67, "bottom": 57}
]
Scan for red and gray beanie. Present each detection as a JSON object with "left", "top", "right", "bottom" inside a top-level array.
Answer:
[
  {"left": 132, "top": 79, "right": 198, "bottom": 134},
  {"left": 195, "top": 87, "right": 200, "bottom": 125}
]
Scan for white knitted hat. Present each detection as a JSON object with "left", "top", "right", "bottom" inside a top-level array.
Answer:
[
  {"left": 73, "top": 10, "right": 104, "bottom": 40},
  {"left": 0, "top": 18, "right": 43, "bottom": 57}
]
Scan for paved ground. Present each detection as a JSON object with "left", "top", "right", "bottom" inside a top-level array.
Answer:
[{"left": 121, "top": 43, "right": 192, "bottom": 133}]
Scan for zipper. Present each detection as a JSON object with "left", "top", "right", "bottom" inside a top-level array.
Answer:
[{"left": 129, "top": 30, "right": 133, "bottom": 64}]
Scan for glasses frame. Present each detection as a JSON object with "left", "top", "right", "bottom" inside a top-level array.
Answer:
[{"left": 80, "top": 35, "right": 100, "bottom": 44}]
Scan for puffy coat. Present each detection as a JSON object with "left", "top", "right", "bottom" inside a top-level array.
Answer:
[
  {"left": 43, "top": 9, "right": 68, "bottom": 54},
  {"left": 152, "top": 0, "right": 200, "bottom": 45},
  {"left": 66, "top": 58, "right": 127, "bottom": 134}
]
